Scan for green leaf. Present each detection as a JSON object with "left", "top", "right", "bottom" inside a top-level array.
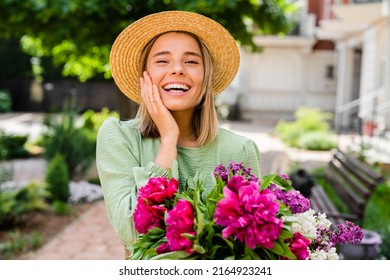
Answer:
[
  {"left": 260, "top": 174, "right": 277, "bottom": 190},
  {"left": 278, "top": 228, "right": 293, "bottom": 240},
  {"left": 270, "top": 239, "right": 296, "bottom": 260},
  {"left": 150, "top": 250, "right": 193, "bottom": 260},
  {"left": 260, "top": 174, "right": 294, "bottom": 191}
]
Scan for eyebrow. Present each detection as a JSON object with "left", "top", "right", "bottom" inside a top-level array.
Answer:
[{"left": 152, "top": 51, "right": 202, "bottom": 58}]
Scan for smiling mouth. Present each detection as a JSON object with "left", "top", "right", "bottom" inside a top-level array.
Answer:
[{"left": 163, "top": 83, "right": 190, "bottom": 93}]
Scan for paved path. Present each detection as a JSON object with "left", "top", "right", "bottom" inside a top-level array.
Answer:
[
  {"left": 1, "top": 113, "right": 336, "bottom": 260},
  {"left": 31, "top": 200, "right": 124, "bottom": 260}
]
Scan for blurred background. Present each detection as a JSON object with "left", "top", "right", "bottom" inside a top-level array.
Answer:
[{"left": 0, "top": 0, "right": 389, "bottom": 260}]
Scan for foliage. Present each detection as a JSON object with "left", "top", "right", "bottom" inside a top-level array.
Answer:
[
  {"left": 81, "top": 107, "right": 119, "bottom": 137},
  {"left": 0, "top": 90, "right": 12, "bottom": 112},
  {"left": 0, "top": 130, "right": 29, "bottom": 160},
  {"left": 40, "top": 98, "right": 96, "bottom": 179},
  {"left": 275, "top": 107, "right": 337, "bottom": 150},
  {"left": 0, "top": 230, "right": 43, "bottom": 259},
  {"left": 0, "top": 38, "right": 33, "bottom": 80},
  {"left": 45, "top": 153, "right": 70, "bottom": 203},
  {"left": 364, "top": 181, "right": 390, "bottom": 260},
  {"left": 0, "top": 181, "right": 48, "bottom": 228},
  {"left": 0, "top": 0, "right": 299, "bottom": 82},
  {"left": 298, "top": 131, "right": 337, "bottom": 151},
  {"left": 51, "top": 200, "right": 73, "bottom": 215}
]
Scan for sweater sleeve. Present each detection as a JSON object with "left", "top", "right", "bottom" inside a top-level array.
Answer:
[
  {"left": 96, "top": 117, "right": 178, "bottom": 248},
  {"left": 232, "top": 138, "right": 262, "bottom": 178}
]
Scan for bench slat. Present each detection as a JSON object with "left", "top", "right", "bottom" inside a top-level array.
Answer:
[
  {"left": 325, "top": 165, "right": 365, "bottom": 218},
  {"left": 335, "top": 149, "right": 384, "bottom": 186},
  {"left": 308, "top": 148, "right": 383, "bottom": 228},
  {"left": 333, "top": 150, "right": 379, "bottom": 192}
]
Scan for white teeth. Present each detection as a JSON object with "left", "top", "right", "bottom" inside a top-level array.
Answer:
[{"left": 163, "top": 83, "right": 190, "bottom": 91}]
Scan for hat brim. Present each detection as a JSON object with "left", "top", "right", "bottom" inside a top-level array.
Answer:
[{"left": 110, "top": 10, "right": 240, "bottom": 103}]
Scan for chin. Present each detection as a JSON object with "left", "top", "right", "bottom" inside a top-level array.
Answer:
[{"left": 164, "top": 102, "right": 192, "bottom": 112}]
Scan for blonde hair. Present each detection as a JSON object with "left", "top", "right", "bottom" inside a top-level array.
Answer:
[{"left": 137, "top": 31, "right": 219, "bottom": 146}]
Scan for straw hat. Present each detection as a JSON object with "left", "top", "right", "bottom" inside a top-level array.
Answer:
[{"left": 110, "top": 10, "right": 240, "bottom": 103}]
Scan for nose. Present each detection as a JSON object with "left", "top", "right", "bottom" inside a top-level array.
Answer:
[{"left": 170, "top": 62, "right": 184, "bottom": 75}]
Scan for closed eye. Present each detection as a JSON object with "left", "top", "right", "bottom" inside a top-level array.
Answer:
[{"left": 185, "top": 60, "right": 199, "bottom": 64}]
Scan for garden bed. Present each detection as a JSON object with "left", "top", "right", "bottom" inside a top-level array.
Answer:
[{"left": 0, "top": 202, "right": 95, "bottom": 259}]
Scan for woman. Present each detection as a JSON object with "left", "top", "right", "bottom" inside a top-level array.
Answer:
[{"left": 96, "top": 10, "right": 261, "bottom": 256}]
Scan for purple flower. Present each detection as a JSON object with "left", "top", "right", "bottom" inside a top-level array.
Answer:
[
  {"left": 278, "top": 173, "right": 290, "bottom": 181},
  {"left": 331, "top": 221, "right": 364, "bottom": 245},
  {"left": 214, "top": 161, "right": 259, "bottom": 183},
  {"left": 213, "top": 164, "right": 229, "bottom": 182},
  {"left": 270, "top": 184, "right": 310, "bottom": 214},
  {"left": 214, "top": 177, "right": 283, "bottom": 249}
]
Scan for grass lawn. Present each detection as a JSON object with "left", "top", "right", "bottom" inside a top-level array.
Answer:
[{"left": 364, "top": 181, "right": 390, "bottom": 259}]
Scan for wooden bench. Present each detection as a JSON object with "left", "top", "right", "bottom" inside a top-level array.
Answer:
[{"left": 310, "top": 148, "right": 384, "bottom": 228}]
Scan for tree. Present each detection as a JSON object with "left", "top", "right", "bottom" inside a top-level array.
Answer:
[{"left": 0, "top": 0, "right": 299, "bottom": 82}]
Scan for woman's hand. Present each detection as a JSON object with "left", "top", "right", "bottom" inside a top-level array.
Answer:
[
  {"left": 140, "top": 71, "right": 179, "bottom": 143},
  {"left": 140, "top": 71, "right": 178, "bottom": 169}
]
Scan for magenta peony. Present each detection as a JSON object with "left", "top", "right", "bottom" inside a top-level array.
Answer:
[
  {"left": 214, "top": 176, "right": 283, "bottom": 249},
  {"left": 166, "top": 199, "right": 196, "bottom": 253},
  {"left": 133, "top": 198, "right": 167, "bottom": 234},
  {"left": 138, "top": 177, "right": 178, "bottom": 204},
  {"left": 133, "top": 177, "right": 179, "bottom": 234},
  {"left": 287, "top": 233, "right": 311, "bottom": 260}
]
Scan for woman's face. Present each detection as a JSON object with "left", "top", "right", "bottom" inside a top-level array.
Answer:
[{"left": 146, "top": 32, "right": 205, "bottom": 112}]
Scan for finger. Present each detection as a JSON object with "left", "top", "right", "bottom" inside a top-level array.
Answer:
[
  {"left": 140, "top": 76, "right": 146, "bottom": 101},
  {"left": 144, "top": 71, "right": 154, "bottom": 103},
  {"left": 152, "top": 84, "right": 160, "bottom": 104}
]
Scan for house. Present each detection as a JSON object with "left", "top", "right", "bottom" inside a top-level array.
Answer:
[{"left": 226, "top": 0, "right": 389, "bottom": 140}]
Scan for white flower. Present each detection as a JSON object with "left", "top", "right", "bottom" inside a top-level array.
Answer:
[
  {"left": 315, "top": 212, "right": 332, "bottom": 229},
  {"left": 283, "top": 209, "right": 317, "bottom": 239},
  {"left": 309, "top": 247, "right": 339, "bottom": 260}
]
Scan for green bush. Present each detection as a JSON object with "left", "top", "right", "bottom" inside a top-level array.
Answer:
[
  {"left": 40, "top": 98, "right": 96, "bottom": 179},
  {"left": 298, "top": 131, "right": 337, "bottom": 151},
  {"left": 364, "top": 181, "right": 390, "bottom": 260},
  {"left": 0, "top": 190, "right": 17, "bottom": 227},
  {"left": 0, "top": 182, "right": 48, "bottom": 228},
  {"left": 45, "top": 153, "right": 70, "bottom": 203},
  {"left": 81, "top": 107, "right": 119, "bottom": 136},
  {"left": 0, "top": 90, "right": 12, "bottom": 113},
  {"left": 0, "top": 131, "right": 29, "bottom": 160},
  {"left": 0, "top": 230, "right": 43, "bottom": 259},
  {"left": 275, "top": 107, "right": 336, "bottom": 150},
  {"left": 51, "top": 200, "right": 73, "bottom": 215}
]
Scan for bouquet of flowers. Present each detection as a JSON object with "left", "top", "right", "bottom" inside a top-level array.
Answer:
[{"left": 130, "top": 162, "right": 363, "bottom": 260}]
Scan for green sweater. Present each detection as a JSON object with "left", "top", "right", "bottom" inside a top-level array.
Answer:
[{"left": 96, "top": 117, "right": 261, "bottom": 248}]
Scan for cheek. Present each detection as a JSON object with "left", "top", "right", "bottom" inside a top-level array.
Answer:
[
  {"left": 189, "top": 69, "right": 204, "bottom": 86},
  {"left": 146, "top": 68, "right": 162, "bottom": 83}
]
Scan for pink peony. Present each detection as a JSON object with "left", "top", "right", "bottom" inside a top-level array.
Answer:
[
  {"left": 156, "top": 242, "right": 171, "bottom": 255},
  {"left": 214, "top": 178, "right": 283, "bottom": 249},
  {"left": 287, "top": 233, "right": 310, "bottom": 260},
  {"left": 138, "top": 177, "right": 178, "bottom": 204},
  {"left": 133, "top": 198, "right": 167, "bottom": 234},
  {"left": 166, "top": 199, "right": 196, "bottom": 254}
]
